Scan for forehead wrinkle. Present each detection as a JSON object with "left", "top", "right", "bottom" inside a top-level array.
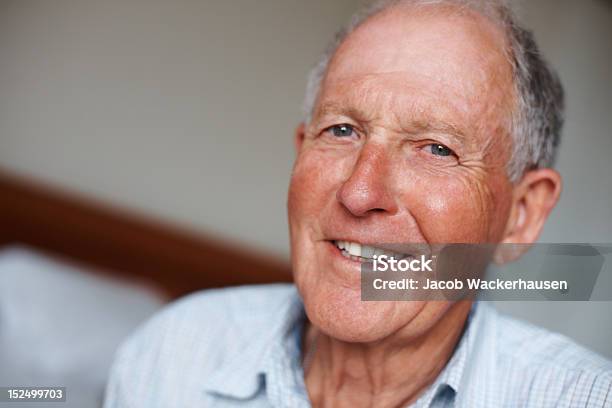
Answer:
[
  {"left": 319, "top": 3, "right": 516, "bottom": 137},
  {"left": 315, "top": 77, "right": 390, "bottom": 124},
  {"left": 318, "top": 75, "right": 476, "bottom": 143},
  {"left": 358, "top": 77, "right": 472, "bottom": 141}
]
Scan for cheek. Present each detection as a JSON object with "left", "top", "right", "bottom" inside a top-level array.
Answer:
[
  {"left": 401, "top": 173, "right": 500, "bottom": 242},
  {"left": 288, "top": 149, "right": 349, "bottom": 221},
  {"left": 288, "top": 156, "right": 320, "bottom": 223}
]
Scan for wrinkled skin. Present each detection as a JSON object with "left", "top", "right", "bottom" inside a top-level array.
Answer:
[{"left": 287, "top": 3, "right": 561, "bottom": 407}]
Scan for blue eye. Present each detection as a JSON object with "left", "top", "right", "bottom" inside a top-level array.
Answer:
[
  {"left": 328, "top": 124, "right": 355, "bottom": 138},
  {"left": 429, "top": 144, "right": 454, "bottom": 157}
]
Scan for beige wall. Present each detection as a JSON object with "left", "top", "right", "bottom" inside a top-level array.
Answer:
[
  {"left": 0, "top": 0, "right": 361, "bottom": 258},
  {"left": 493, "top": 0, "right": 612, "bottom": 359},
  {"left": 1, "top": 0, "right": 611, "bottom": 252},
  {"left": 1, "top": 0, "right": 611, "bottom": 355},
  {"left": 519, "top": 0, "right": 612, "bottom": 244}
]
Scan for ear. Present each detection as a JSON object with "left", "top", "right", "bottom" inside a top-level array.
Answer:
[
  {"left": 294, "top": 123, "right": 306, "bottom": 153},
  {"left": 501, "top": 168, "right": 562, "bottom": 245}
]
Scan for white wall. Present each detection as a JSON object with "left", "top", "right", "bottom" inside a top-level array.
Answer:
[{"left": 1, "top": 0, "right": 611, "bottom": 356}]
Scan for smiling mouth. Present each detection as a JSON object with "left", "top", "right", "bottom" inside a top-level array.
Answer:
[{"left": 332, "top": 240, "right": 412, "bottom": 263}]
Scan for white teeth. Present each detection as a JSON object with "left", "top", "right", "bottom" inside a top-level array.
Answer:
[
  {"left": 334, "top": 241, "right": 409, "bottom": 261},
  {"left": 348, "top": 242, "right": 361, "bottom": 257}
]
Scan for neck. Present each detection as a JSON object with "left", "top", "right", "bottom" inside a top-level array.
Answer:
[{"left": 303, "top": 301, "right": 472, "bottom": 408}]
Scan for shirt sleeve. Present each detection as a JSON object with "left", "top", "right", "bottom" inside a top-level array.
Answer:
[{"left": 103, "top": 345, "right": 136, "bottom": 408}]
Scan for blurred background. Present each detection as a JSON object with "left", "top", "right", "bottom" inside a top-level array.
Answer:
[{"left": 0, "top": 0, "right": 611, "bottom": 406}]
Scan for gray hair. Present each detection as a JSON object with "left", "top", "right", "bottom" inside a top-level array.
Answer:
[{"left": 302, "top": 0, "right": 564, "bottom": 182}]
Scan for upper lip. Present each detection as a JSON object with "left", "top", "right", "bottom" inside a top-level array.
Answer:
[{"left": 327, "top": 237, "right": 411, "bottom": 247}]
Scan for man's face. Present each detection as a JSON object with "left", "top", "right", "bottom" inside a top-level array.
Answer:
[{"left": 288, "top": 5, "right": 516, "bottom": 342}]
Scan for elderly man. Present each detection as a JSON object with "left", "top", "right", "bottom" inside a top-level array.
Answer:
[{"left": 104, "top": 0, "right": 611, "bottom": 407}]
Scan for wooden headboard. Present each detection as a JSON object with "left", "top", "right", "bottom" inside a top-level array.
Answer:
[{"left": 0, "top": 170, "right": 292, "bottom": 299}]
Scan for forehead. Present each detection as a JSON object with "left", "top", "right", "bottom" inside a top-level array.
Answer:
[{"left": 319, "top": 4, "right": 515, "bottom": 133}]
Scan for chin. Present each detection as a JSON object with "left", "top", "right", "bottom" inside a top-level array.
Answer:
[{"left": 299, "top": 280, "right": 426, "bottom": 343}]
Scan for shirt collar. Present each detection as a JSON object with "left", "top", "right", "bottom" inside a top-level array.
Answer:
[
  {"left": 204, "top": 288, "right": 487, "bottom": 405},
  {"left": 203, "top": 286, "right": 306, "bottom": 401},
  {"left": 439, "top": 303, "right": 476, "bottom": 393},
  {"left": 414, "top": 301, "right": 489, "bottom": 407}
]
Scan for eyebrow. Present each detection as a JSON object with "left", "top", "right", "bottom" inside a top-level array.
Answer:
[
  {"left": 315, "top": 102, "right": 467, "bottom": 141},
  {"left": 408, "top": 119, "right": 467, "bottom": 141},
  {"left": 315, "top": 102, "right": 371, "bottom": 122}
]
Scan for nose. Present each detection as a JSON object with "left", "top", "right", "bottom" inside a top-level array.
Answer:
[{"left": 337, "top": 144, "right": 398, "bottom": 217}]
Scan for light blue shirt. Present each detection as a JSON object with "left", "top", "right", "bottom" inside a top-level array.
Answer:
[{"left": 104, "top": 284, "right": 612, "bottom": 407}]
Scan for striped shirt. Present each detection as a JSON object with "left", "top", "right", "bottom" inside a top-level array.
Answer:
[{"left": 104, "top": 284, "right": 612, "bottom": 407}]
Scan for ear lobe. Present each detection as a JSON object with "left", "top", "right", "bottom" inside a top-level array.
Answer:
[
  {"left": 294, "top": 123, "right": 306, "bottom": 153},
  {"left": 502, "top": 168, "right": 562, "bottom": 245}
]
